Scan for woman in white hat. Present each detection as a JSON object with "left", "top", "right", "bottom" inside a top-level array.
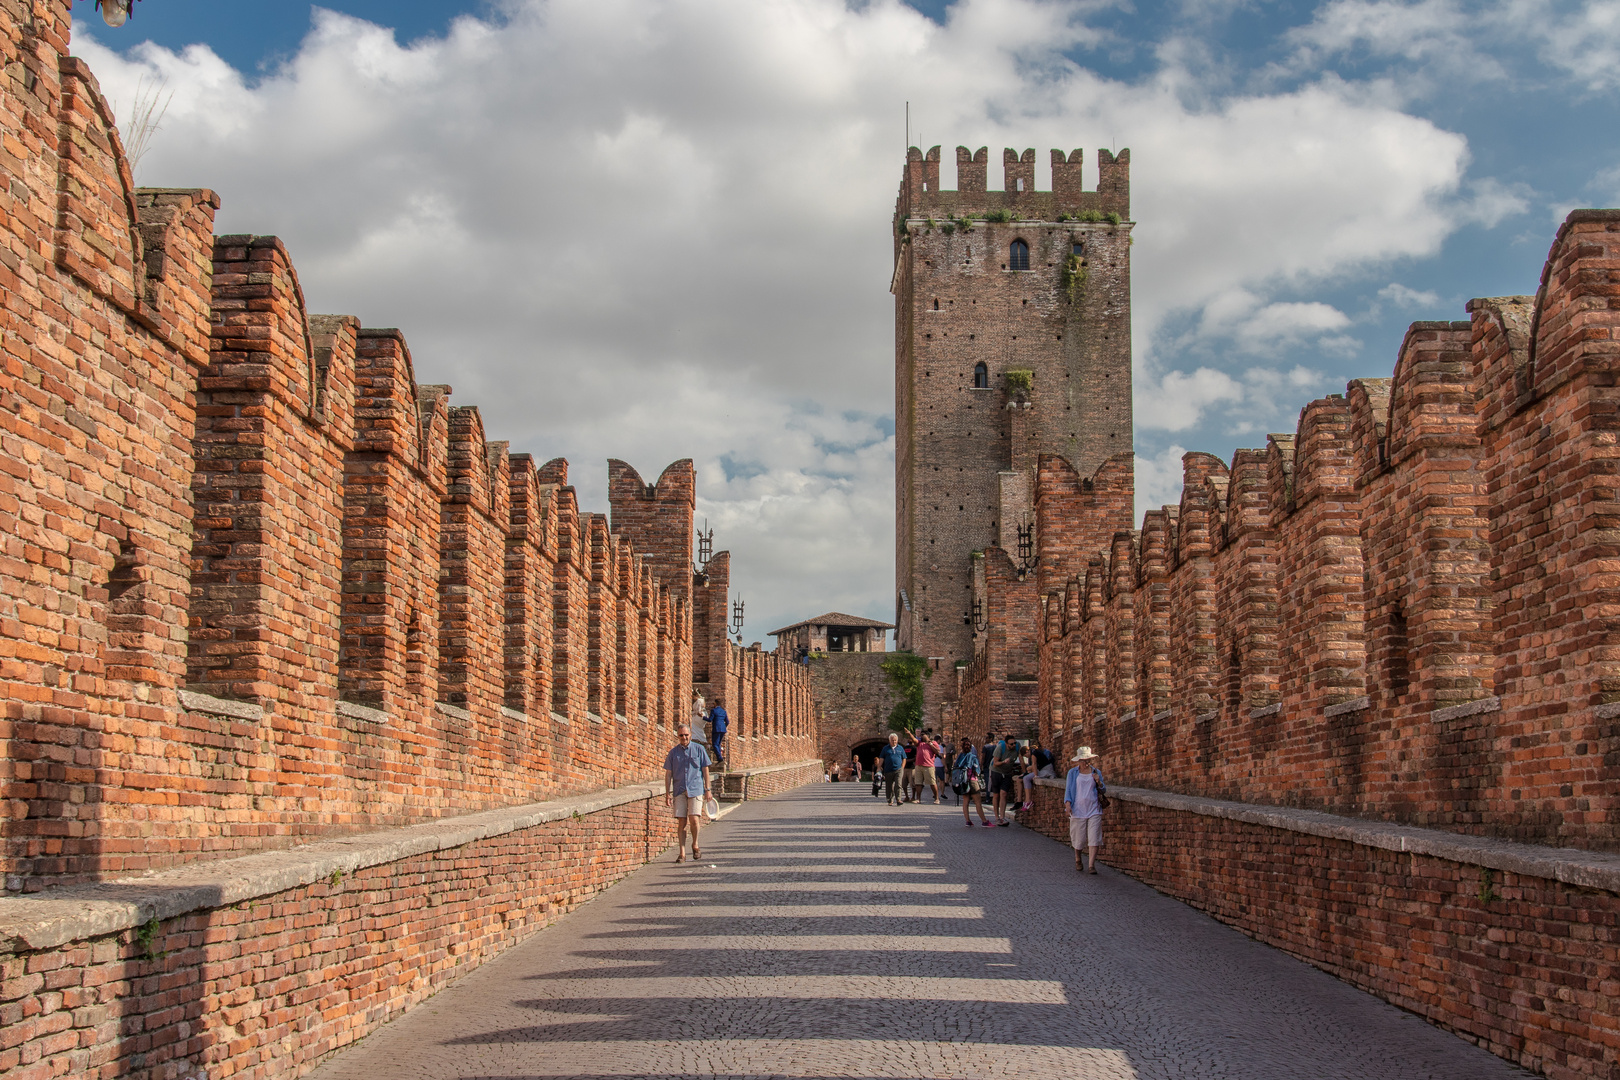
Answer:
[{"left": 1063, "top": 746, "right": 1107, "bottom": 873}]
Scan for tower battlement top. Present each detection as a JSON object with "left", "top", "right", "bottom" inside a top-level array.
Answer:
[{"left": 897, "top": 145, "right": 1129, "bottom": 223}]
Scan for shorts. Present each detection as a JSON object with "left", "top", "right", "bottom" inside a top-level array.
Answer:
[
  {"left": 989, "top": 771, "right": 1014, "bottom": 796},
  {"left": 672, "top": 792, "right": 705, "bottom": 818},
  {"left": 1069, "top": 814, "right": 1103, "bottom": 849}
]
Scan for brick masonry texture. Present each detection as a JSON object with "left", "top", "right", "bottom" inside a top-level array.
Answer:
[
  {"left": 0, "top": 788, "right": 673, "bottom": 1080},
  {"left": 997, "top": 211, "right": 1620, "bottom": 1078},
  {"left": 1021, "top": 780, "right": 1614, "bottom": 1080},
  {"left": 893, "top": 146, "right": 1134, "bottom": 721},
  {"left": 0, "top": 7, "right": 819, "bottom": 1076},
  {"left": 807, "top": 652, "right": 900, "bottom": 767}
]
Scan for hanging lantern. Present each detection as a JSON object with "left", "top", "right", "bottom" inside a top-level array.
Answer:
[{"left": 96, "top": 0, "right": 136, "bottom": 28}]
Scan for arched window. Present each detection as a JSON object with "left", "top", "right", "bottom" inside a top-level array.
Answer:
[
  {"left": 1009, "top": 239, "right": 1030, "bottom": 271},
  {"left": 973, "top": 362, "right": 989, "bottom": 389}
]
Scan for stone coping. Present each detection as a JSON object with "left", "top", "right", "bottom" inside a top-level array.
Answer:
[
  {"left": 0, "top": 781, "right": 671, "bottom": 956},
  {"left": 727, "top": 758, "right": 821, "bottom": 778},
  {"left": 1031, "top": 779, "right": 1620, "bottom": 894}
]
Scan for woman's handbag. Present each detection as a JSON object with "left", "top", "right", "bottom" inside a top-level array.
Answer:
[{"left": 1093, "top": 769, "right": 1111, "bottom": 810}]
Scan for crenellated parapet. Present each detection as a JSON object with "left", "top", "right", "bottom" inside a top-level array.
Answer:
[
  {"left": 898, "top": 144, "right": 1130, "bottom": 224},
  {"left": 0, "top": 12, "right": 811, "bottom": 889},
  {"left": 1028, "top": 209, "right": 1620, "bottom": 850}
]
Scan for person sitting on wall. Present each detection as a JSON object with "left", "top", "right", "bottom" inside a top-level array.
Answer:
[
  {"left": 664, "top": 723, "right": 713, "bottom": 864},
  {"left": 709, "top": 697, "right": 729, "bottom": 768}
]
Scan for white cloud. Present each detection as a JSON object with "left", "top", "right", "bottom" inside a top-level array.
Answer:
[
  {"left": 1378, "top": 282, "right": 1442, "bottom": 309},
  {"left": 1134, "top": 443, "right": 1190, "bottom": 514},
  {"left": 75, "top": 0, "right": 1497, "bottom": 636},
  {"left": 1284, "top": 0, "right": 1620, "bottom": 93}
]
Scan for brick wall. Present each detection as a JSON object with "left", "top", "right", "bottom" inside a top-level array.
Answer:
[
  {"left": 808, "top": 652, "right": 899, "bottom": 766},
  {"left": 0, "top": 3, "right": 812, "bottom": 891},
  {"left": 0, "top": 788, "right": 689, "bottom": 1080},
  {"left": 1016, "top": 211, "right": 1620, "bottom": 1078},
  {"left": 1033, "top": 210, "right": 1620, "bottom": 852},
  {"left": 1020, "top": 780, "right": 1619, "bottom": 1080}
]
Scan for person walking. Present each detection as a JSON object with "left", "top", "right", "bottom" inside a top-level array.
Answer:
[
  {"left": 932, "top": 732, "right": 949, "bottom": 803},
  {"left": 879, "top": 733, "right": 906, "bottom": 806},
  {"left": 852, "top": 755, "right": 863, "bottom": 783},
  {"left": 663, "top": 723, "right": 713, "bottom": 863},
  {"left": 871, "top": 754, "right": 884, "bottom": 798},
  {"left": 1064, "top": 745, "right": 1107, "bottom": 873},
  {"left": 914, "top": 731, "right": 942, "bottom": 804},
  {"left": 953, "top": 737, "right": 992, "bottom": 827},
  {"left": 708, "top": 697, "right": 729, "bottom": 769},
  {"left": 691, "top": 691, "right": 707, "bottom": 741},
  {"left": 990, "top": 734, "right": 1018, "bottom": 825},
  {"left": 900, "top": 734, "right": 918, "bottom": 803}
]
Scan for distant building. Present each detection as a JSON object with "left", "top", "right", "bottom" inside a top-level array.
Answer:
[{"left": 770, "top": 612, "right": 894, "bottom": 659}]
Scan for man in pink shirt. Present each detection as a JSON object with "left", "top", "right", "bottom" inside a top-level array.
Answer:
[{"left": 912, "top": 731, "right": 942, "bottom": 804}]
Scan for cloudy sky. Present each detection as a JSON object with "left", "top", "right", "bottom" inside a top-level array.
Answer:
[{"left": 75, "top": 0, "right": 1619, "bottom": 642}]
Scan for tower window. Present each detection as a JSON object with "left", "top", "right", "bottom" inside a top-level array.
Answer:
[
  {"left": 973, "top": 362, "right": 988, "bottom": 389},
  {"left": 933, "top": 298, "right": 939, "bottom": 310},
  {"left": 1009, "top": 240, "right": 1030, "bottom": 271},
  {"left": 1072, "top": 241, "right": 1084, "bottom": 256}
]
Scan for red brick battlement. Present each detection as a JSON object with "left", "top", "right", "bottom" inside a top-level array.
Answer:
[
  {"left": 1030, "top": 208, "right": 1620, "bottom": 853},
  {"left": 0, "top": 0, "right": 815, "bottom": 892},
  {"left": 897, "top": 144, "right": 1130, "bottom": 222}
]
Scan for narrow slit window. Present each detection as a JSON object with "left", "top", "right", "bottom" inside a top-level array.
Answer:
[{"left": 1009, "top": 239, "right": 1030, "bottom": 271}]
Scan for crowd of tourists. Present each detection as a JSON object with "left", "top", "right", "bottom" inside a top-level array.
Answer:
[
  {"left": 855, "top": 728, "right": 1106, "bottom": 873},
  {"left": 670, "top": 694, "right": 1107, "bottom": 874}
]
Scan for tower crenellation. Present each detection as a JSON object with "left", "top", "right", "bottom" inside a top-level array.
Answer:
[{"left": 898, "top": 145, "right": 1130, "bottom": 223}]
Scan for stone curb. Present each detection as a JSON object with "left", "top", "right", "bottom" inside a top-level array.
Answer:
[
  {"left": 0, "top": 781, "right": 669, "bottom": 956},
  {"left": 1031, "top": 782, "right": 1620, "bottom": 895}
]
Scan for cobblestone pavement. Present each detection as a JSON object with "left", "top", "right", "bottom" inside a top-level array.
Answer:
[{"left": 307, "top": 784, "right": 1533, "bottom": 1080}]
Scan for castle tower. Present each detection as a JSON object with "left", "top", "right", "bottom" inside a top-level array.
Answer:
[{"left": 893, "top": 146, "right": 1133, "bottom": 717}]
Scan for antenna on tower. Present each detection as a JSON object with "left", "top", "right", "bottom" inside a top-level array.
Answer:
[{"left": 905, "top": 101, "right": 910, "bottom": 151}]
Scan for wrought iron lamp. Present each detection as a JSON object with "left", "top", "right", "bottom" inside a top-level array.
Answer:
[
  {"left": 971, "top": 599, "right": 986, "bottom": 633},
  {"left": 1015, "top": 518, "right": 1037, "bottom": 579},
  {"left": 695, "top": 519, "right": 713, "bottom": 580},
  {"left": 730, "top": 598, "right": 745, "bottom": 644}
]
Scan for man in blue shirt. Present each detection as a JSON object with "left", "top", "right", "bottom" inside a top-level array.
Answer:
[
  {"left": 664, "top": 724, "right": 713, "bottom": 863},
  {"left": 879, "top": 732, "right": 907, "bottom": 806},
  {"left": 708, "top": 698, "right": 729, "bottom": 769}
]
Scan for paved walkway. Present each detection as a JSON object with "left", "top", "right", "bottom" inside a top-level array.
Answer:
[{"left": 308, "top": 783, "right": 1531, "bottom": 1079}]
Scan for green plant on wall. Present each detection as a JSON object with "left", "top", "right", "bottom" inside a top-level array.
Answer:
[
  {"left": 880, "top": 651, "right": 932, "bottom": 732},
  {"left": 1062, "top": 254, "right": 1087, "bottom": 304},
  {"left": 1005, "top": 369, "right": 1033, "bottom": 395}
]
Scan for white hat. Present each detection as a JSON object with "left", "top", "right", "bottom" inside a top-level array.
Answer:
[{"left": 1071, "top": 745, "right": 1099, "bottom": 761}]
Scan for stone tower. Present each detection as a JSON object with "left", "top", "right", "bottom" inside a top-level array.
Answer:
[{"left": 893, "top": 146, "right": 1133, "bottom": 716}]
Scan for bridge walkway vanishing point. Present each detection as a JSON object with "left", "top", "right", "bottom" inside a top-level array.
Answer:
[{"left": 307, "top": 783, "right": 1533, "bottom": 1079}]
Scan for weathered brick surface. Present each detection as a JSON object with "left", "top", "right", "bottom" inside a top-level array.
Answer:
[
  {"left": 1030, "top": 213, "right": 1620, "bottom": 854},
  {"left": 1012, "top": 211, "right": 1620, "bottom": 1079},
  {"left": 0, "top": 1, "right": 810, "bottom": 893},
  {"left": 894, "top": 146, "right": 1134, "bottom": 719},
  {"left": 0, "top": 793, "right": 687, "bottom": 1080},
  {"left": 808, "top": 652, "right": 899, "bottom": 767},
  {"left": 1022, "top": 781, "right": 1619, "bottom": 1080}
]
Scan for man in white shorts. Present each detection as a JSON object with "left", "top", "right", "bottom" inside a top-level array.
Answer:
[
  {"left": 1063, "top": 745, "right": 1106, "bottom": 873},
  {"left": 663, "top": 724, "right": 712, "bottom": 863}
]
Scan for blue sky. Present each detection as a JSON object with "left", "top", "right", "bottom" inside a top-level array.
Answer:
[{"left": 75, "top": 0, "right": 1620, "bottom": 640}]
